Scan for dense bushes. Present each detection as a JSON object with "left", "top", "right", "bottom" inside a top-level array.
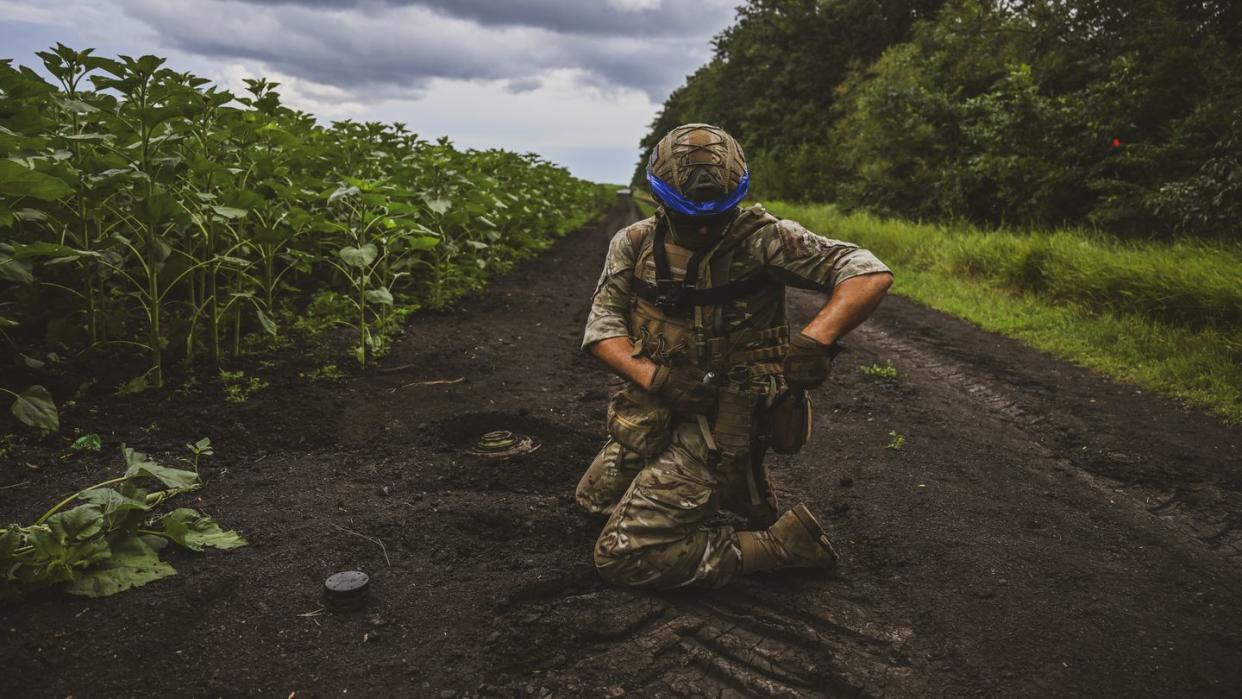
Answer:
[
  {"left": 639, "top": 0, "right": 1242, "bottom": 239},
  {"left": 0, "top": 46, "right": 610, "bottom": 429},
  {"left": 638, "top": 0, "right": 944, "bottom": 203}
]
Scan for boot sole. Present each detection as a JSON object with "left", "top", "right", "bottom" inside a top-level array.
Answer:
[{"left": 791, "top": 503, "right": 839, "bottom": 566}]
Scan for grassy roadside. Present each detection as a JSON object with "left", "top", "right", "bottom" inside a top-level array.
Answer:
[
  {"left": 632, "top": 189, "right": 658, "bottom": 218},
  {"left": 767, "top": 202, "right": 1242, "bottom": 422}
]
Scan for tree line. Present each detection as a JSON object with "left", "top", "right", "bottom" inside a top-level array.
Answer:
[{"left": 638, "top": 0, "right": 1242, "bottom": 238}]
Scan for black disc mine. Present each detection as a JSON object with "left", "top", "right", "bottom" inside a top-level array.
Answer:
[
  {"left": 467, "top": 429, "right": 540, "bottom": 458},
  {"left": 323, "top": 570, "right": 370, "bottom": 612}
]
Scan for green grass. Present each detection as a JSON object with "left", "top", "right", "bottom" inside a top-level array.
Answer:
[
  {"left": 632, "top": 189, "right": 658, "bottom": 218},
  {"left": 767, "top": 202, "right": 1242, "bottom": 422},
  {"left": 860, "top": 361, "right": 899, "bottom": 379}
]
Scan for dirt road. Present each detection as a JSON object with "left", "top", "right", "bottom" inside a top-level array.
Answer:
[{"left": 3, "top": 198, "right": 1241, "bottom": 697}]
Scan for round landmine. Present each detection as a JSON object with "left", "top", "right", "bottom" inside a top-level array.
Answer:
[
  {"left": 467, "top": 430, "right": 540, "bottom": 458},
  {"left": 323, "top": 570, "right": 370, "bottom": 612}
]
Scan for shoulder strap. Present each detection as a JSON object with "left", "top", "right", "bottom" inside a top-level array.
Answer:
[
  {"left": 652, "top": 215, "right": 673, "bottom": 284},
  {"left": 629, "top": 206, "right": 778, "bottom": 317}
]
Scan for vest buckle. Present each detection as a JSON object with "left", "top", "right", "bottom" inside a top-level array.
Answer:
[{"left": 654, "top": 280, "right": 690, "bottom": 316}]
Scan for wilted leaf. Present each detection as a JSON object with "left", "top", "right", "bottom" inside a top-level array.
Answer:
[
  {"left": 10, "top": 385, "right": 58, "bottom": 432},
  {"left": 255, "top": 307, "right": 277, "bottom": 336},
  {"left": 63, "top": 534, "right": 175, "bottom": 597},
  {"left": 424, "top": 198, "right": 451, "bottom": 214},
  {"left": 161, "top": 508, "right": 248, "bottom": 551},
  {"left": 77, "top": 487, "right": 150, "bottom": 515},
  {"left": 123, "top": 448, "right": 199, "bottom": 489},
  {"left": 23, "top": 527, "right": 110, "bottom": 585},
  {"left": 328, "top": 185, "right": 360, "bottom": 204},
  {"left": 46, "top": 504, "right": 104, "bottom": 543}
]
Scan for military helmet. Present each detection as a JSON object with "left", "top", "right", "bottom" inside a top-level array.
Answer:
[{"left": 646, "top": 123, "right": 749, "bottom": 216}]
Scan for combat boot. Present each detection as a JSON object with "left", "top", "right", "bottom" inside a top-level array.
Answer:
[{"left": 736, "top": 503, "right": 838, "bottom": 574}]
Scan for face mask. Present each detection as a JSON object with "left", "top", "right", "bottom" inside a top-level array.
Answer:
[{"left": 665, "top": 208, "right": 738, "bottom": 248}]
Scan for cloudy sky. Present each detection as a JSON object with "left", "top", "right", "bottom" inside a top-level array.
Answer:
[{"left": 0, "top": 0, "right": 739, "bottom": 182}]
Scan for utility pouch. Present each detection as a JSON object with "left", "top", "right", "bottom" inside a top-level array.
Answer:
[
  {"left": 766, "top": 390, "right": 813, "bottom": 455},
  {"left": 712, "top": 387, "right": 758, "bottom": 459},
  {"left": 607, "top": 384, "right": 673, "bottom": 458}
]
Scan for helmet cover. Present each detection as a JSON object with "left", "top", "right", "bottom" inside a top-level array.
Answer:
[{"left": 646, "top": 123, "right": 749, "bottom": 216}]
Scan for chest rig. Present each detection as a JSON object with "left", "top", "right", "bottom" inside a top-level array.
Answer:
[
  {"left": 626, "top": 206, "right": 790, "bottom": 390},
  {"left": 622, "top": 206, "right": 801, "bottom": 505}
]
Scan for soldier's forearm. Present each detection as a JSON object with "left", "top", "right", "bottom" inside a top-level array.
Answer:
[
  {"left": 800, "top": 272, "right": 893, "bottom": 346},
  {"left": 590, "top": 336, "right": 660, "bottom": 391}
]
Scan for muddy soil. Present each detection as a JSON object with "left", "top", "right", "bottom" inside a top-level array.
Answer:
[{"left": 2, "top": 198, "right": 1241, "bottom": 697}]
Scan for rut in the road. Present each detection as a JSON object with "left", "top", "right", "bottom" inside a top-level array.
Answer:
[{"left": 489, "top": 572, "right": 919, "bottom": 697}]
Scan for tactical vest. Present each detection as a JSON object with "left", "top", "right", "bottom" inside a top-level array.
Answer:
[{"left": 625, "top": 205, "right": 790, "bottom": 391}]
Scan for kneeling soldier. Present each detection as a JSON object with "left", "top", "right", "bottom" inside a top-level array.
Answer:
[{"left": 577, "top": 123, "right": 893, "bottom": 588}]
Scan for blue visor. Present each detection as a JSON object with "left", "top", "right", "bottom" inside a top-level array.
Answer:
[{"left": 647, "top": 170, "right": 750, "bottom": 216}]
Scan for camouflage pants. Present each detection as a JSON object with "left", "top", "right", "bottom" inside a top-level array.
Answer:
[{"left": 576, "top": 420, "right": 779, "bottom": 589}]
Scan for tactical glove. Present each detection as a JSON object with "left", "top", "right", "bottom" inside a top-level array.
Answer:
[
  {"left": 783, "top": 332, "right": 832, "bottom": 390},
  {"left": 649, "top": 365, "right": 718, "bottom": 416}
]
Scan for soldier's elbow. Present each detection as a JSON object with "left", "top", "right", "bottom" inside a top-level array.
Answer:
[{"left": 877, "top": 271, "right": 894, "bottom": 294}]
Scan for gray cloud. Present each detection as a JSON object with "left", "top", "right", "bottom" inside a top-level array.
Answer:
[
  {"left": 231, "top": 0, "right": 736, "bottom": 37},
  {"left": 115, "top": 0, "right": 735, "bottom": 99}
]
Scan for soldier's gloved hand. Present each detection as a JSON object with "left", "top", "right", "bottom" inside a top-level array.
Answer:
[
  {"left": 649, "top": 365, "right": 718, "bottom": 416},
  {"left": 783, "top": 331, "right": 832, "bottom": 390}
]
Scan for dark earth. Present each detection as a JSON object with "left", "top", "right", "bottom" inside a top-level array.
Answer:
[{"left": 3, "top": 198, "right": 1241, "bottom": 697}]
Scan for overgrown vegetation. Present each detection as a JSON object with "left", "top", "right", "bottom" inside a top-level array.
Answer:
[
  {"left": 771, "top": 201, "right": 1242, "bottom": 420},
  {"left": 1, "top": 46, "right": 612, "bottom": 432},
  {"left": 639, "top": 0, "right": 1241, "bottom": 239},
  {"left": 0, "top": 443, "right": 245, "bottom": 598}
]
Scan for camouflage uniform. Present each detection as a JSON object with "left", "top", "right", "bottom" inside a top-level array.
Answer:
[{"left": 578, "top": 204, "right": 890, "bottom": 588}]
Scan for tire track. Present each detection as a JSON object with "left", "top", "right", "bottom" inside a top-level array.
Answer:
[
  {"left": 492, "top": 571, "right": 917, "bottom": 696},
  {"left": 833, "top": 295, "right": 1242, "bottom": 562}
]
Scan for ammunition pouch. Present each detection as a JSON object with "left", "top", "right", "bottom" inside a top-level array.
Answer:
[
  {"left": 765, "top": 390, "right": 813, "bottom": 455},
  {"left": 607, "top": 384, "right": 672, "bottom": 458},
  {"left": 712, "top": 387, "right": 760, "bottom": 459},
  {"left": 630, "top": 299, "right": 694, "bottom": 366}
]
